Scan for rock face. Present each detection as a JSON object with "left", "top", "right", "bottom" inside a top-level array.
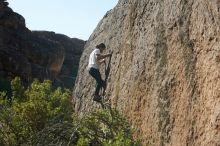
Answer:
[
  {"left": 74, "top": 0, "right": 220, "bottom": 145},
  {"left": 0, "top": 0, "right": 85, "bottom": 86},
  {"left": 33, "top": 31, "right": 85, "bottom": 88}
]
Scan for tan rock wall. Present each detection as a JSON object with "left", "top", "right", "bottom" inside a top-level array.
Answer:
[{"left": 74, "top": 0, "right": 220, "bottom": 145}]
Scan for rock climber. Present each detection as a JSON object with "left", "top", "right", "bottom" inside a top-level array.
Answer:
[{"left": 87, "top": 43, "right": 112, "bottom": 102}]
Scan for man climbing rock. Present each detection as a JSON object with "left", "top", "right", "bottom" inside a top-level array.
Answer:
[{"left": 88, "top": 43, "right": 112, "bottom": 102}]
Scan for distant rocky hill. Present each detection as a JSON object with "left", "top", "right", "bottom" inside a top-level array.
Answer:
[
  {"left": 74, "top": 0, "right": 220, "bottom": 145},
  {"left": 0, "top": 0, "right": 85, "bottom": 89},
  {"left": 33, "top": 31, "right": 85, "bottom": 88}
]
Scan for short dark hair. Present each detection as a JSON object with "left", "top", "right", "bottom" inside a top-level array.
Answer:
[{"left": 96, "top": 43, "right": 106, "bottom": 49}]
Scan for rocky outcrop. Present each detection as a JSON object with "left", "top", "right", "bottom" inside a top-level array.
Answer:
[
  {"left": 73, "top": 0, "right": 220, "bottom": 145},
  {"left": 0, "top": 0, "right": 85, "bottom": 87},
  {"left": 33, "top": 31, "right": 85, "bottom": 88}
]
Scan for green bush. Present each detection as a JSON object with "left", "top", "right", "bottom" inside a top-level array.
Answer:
[
  {"left": 0, "top": 77, "right": 140, "bottom": 146},
  {"left": 0, "top": 77, "right": 73, "bottom": 145},
  {"left": 75, "top": 109, "right": 140, "bottom": 146}
]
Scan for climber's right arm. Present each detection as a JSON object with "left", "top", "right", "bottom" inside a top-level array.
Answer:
[{"left": 96, "top": 53, "right": 112, "bottom": 61}]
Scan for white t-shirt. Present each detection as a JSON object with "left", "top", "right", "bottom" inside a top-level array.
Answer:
[{"left": 88, "top": 48, "right": 101, "bottom": 69}]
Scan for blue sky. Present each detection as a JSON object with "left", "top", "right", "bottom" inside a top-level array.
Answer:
[{"left": 7, "top": 0, "right": 118, "bottom": 40}]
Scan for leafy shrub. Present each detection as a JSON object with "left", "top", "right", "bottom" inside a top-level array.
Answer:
[
  {"left": 0, "top": 77, "right": 73, "bottom": 145},
  {"left": 74, "top": 109, "right": 140, "bottom": 146},
  {"left": 32, "top": 109, "right": 140, "bottom": 146},
  {"left": 0, "top": 77, "right": 140, "bottom": 146}
]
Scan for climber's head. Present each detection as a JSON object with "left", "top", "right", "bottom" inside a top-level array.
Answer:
[{"left": 96, "top": 43, "right": 106, "bottom": 52}]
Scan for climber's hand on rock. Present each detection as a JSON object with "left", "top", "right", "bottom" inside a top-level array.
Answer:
[{"left": 108, "top": 51, "right": 113, "bottom": 57}]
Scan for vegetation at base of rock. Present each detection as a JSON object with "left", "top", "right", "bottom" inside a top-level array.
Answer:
[{"left": 0, "top": 77, "right": 140, "bottom": 146}]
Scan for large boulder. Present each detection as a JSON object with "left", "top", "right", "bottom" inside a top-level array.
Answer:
[
  {"left": 33, "top": 31, "right": 85, "bottom": 88},
  {"left": 73, "top": 0, "right": 220, "bottom": 145},
  {"left": 0, "top": 1, "right": 85, "bottom": 87}
]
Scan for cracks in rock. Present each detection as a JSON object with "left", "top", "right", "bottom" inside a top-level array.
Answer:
[
  {"left": 128, "top": 0, "right": 138, "bottom": 29},
  {"left": 154, "top": 1, "right": 172, "bottom": 146},
  {"left": 179, "top": 0, "right": 199, "bottom": 145},
  {"left": 113, "top": 56, "right": 122, "bottom": 108},
  {"left": 139, "top": 0, "right": 150, "bottom": 20}
]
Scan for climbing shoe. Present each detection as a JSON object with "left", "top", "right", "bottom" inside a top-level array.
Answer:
[{"left": 93, "top": 94, "right": 102, "bottom": 102}]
